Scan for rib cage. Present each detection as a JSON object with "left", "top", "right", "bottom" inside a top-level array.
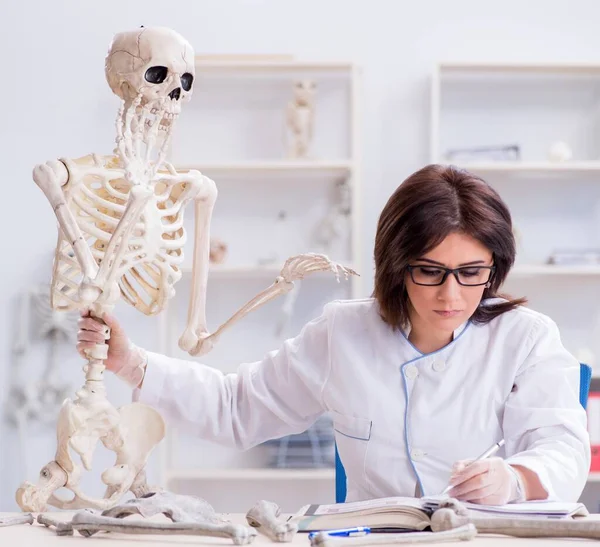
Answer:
[{"left": 50, "top": 154, "right": 193, "bottom": 315}]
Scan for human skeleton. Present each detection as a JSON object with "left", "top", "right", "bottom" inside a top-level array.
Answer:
[{"left": 15, "top": 26, "right": 355, "bottom": 513}]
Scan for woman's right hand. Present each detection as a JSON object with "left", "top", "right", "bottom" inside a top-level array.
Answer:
[{"left": 77, "top": 311, "right": 147, "bottom": 388}]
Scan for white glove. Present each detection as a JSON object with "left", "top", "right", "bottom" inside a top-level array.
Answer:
[
  {"left": 447, "top": 457, "right": 526, "bottom": 505},
  {"left": 77, "top": 311, "right": 147, "bottom": 388}
]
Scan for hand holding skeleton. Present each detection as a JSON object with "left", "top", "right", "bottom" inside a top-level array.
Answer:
[{"left": 77, "top": 312, "right": 146, "bottom": 388}]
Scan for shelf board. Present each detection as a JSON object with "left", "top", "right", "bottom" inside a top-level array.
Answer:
[
  {"left": 195, "top": 59, "right": 354, "bottom": 72},
  {"left": 448, "top": 161, "right": 600, "bottom": 175},
  {"left": 182, "top": 263, "right": 358, "bottom": 278},
  {"left": 438, "top": 62, "right": 600, "bottom": 75},
  {"left": 175, "top": 161, "right": 353, "bottom": 180},
  {"left": 510, "top": 265, "right": 600, "bottom": 277},
  {"left": 166, "top": 468, "right": 335, "bottom": 481}
]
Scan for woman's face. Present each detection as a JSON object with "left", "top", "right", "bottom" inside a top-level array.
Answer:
[{"left": 405, "top": 232, "right": 493, "bottom": 335}]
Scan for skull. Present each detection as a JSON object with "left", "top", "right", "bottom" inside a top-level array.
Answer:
[
  {"left": 105, "top": 27, "right": 195, "bottom": 117},
  {"left": 293, "top": 80, "right": 316, "bottom": 107}
]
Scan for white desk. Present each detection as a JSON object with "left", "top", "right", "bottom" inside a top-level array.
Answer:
[{"left": 2, "top": 512, "right": 600, "bottom": 546}]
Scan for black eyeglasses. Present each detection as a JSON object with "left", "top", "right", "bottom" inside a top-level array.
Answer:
[{"left": 407, "top": 265, "right": 495, "bottom": 287}]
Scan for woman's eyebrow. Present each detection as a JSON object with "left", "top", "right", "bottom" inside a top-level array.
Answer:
[{"left": 414, "top": 258, "right": 487, "bottom": 267}]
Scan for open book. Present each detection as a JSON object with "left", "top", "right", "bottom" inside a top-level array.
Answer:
[{"left": 294, "top": 496, "right": 589, "bottom": 533}]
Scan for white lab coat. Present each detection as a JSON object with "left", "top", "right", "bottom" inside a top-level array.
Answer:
[{"left": 135, "top": 298, "right": 590, "bottom": 502}]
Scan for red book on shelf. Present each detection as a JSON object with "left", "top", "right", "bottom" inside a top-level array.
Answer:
[{"left": 587, "top": 392, "right": 600, "bottom": 471}]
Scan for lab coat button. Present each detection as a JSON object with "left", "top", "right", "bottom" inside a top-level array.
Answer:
[
  {"left": 432, "top": 360, "right": 446, "bottom": 372},
  {"left": 404, "top": 364, "right": 418, "bottom": 380},
  {"left": 411, "top": 449, "right": 425, "bottom": 461}
]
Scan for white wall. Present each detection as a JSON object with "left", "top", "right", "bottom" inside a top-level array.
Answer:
[{"left": 1, "top": 0, "right": 600, "bottom": 510}]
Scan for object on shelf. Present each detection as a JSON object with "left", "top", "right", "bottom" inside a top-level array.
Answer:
[
  {"left": 259, "top": 210, "right": 288, "bottom": 264},
  {"left": 312, "top": 179, "right": 352, "bottom": 256},
  {"left": 257, "top": 253, "right": 278, "bottom": 266},
  {"left": 286, "top": 80, "right": 316, "bottom": 159},
  {"left": 445, "top": 144, "right": 520, "bottom": 163},
  {"left": 547, "top": 141, "right": 573, "bottom": 163},
  {"left": 209, "top": 238, "right": 228, "bottom": 264},
  {"left": 547, "top": 249, "right": 600, "bottom": 265},
  {"left": 263, "top": 414, "right": 335, "bottom": 468}
]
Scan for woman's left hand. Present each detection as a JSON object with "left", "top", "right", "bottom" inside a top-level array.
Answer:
[{"left": 447, "top": 457, "right": 524, "bottom": 505}]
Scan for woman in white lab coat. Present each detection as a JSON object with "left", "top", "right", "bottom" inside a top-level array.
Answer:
[{"left": 77, "top": 164, "right": 590, "bottom": 505}]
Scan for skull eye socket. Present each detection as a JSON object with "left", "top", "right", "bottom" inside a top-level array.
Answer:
[
  {"left": 181, "top": 73, "right": 194, "bottom": 92},
  {"left": 145, "top": 66, "right": 168, "bottom": 84}
]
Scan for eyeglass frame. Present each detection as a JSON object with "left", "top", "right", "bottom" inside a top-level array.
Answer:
[{"left": 406, "top": 264, "right": 496, "bottom": 287}]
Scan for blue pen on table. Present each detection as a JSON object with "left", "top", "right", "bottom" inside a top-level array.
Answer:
[{"left": 308, "top": 527, "right": 371, "bottom": 539}]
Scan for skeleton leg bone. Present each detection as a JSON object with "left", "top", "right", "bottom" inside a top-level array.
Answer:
[
  {"left": 37, "top": 513, "right": 75, "bottom": 536},
  {"left": 16, "top": 461, "right": 68, "bottom": 512},
  {"left": 69, "top": 510, "right": 258, "bottom": 544},
  {"left": 310, "top": 525, "right": 477, "bottom": 547},
  {"left": 246, "top": 500, "right": 299, "bottom": 542},
  {"left": 431, "top": 506, "right": 600, "bottom": 539}
]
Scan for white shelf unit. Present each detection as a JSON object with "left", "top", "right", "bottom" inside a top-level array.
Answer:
[
  {"left": 510, "top": 265, "right": 600, "bottom": 277},
  {"left": 156, "top": 58, "right": 361, "bottom": 512},
  {"left": 166, "top": 468, "right": 335, "bottom": 482},
  {"left": 431, "top": 62, "right": 600, "bottom": 489}
]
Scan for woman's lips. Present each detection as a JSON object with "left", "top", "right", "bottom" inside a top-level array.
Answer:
[{"left": 434, "top": 310, "right": 462, "bottom": 318}]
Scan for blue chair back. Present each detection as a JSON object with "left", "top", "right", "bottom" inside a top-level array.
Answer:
[{"left": 335, "top": 362, "right": 593, "bottom": 503}]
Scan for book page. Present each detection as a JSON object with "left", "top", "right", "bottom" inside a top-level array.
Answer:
[
  {"left": 307, "top": 497, "right": 426, "bottom": 516},
  {"left": 421, "top": 495, "right": 588, "bottom": 517}
]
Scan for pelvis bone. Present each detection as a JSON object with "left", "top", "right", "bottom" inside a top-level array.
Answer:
[{"left": 16, "top": 402, "right": 164, "bottom": 511}]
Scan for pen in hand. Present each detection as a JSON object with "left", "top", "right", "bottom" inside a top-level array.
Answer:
[{"left": 441, "top": 439, "right": 505, "bottom": 495}]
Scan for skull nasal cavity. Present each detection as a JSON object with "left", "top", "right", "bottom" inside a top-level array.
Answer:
[
  {"left": 145, "top": 66, "right": 168, "bottom": 84},
  {"left": 169, "top": 88, "right": 181, "bottom": 100}
]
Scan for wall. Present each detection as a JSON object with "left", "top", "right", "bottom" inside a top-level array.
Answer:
[{"left": 1, "top": 0, "right": 600, "bottom": 510}]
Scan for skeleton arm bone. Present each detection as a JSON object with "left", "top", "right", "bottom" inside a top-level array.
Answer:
[
  {"left": 182, "top": 253, "right": 357, "bottom": 357},
  {"left": 33, "top": 160, "right": 99, "bottom": 282},
  {"left": 178, "top": 174, "right": 218, "bottom": 355}
]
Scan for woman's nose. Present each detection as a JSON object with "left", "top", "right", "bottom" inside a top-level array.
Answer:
[{"left": 438, "top": 272, "right": 461, "bottom": 299}]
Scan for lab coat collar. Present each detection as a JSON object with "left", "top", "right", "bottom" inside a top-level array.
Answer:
[{"left": 402, "top": 320, "right": 469, "bottom": 343}]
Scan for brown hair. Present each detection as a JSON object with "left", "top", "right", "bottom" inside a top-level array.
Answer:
[{"left": 373, "top": 164, "right": 526, "bottom": 330}]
